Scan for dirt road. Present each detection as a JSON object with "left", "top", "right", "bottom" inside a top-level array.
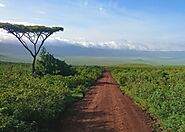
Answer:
[{"left": 58, "top": 71, "right": 152, "bottom": 132}]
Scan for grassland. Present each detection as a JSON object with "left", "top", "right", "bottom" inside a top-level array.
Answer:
[
  {"left": 62, "top": 56, "right": 185, "bottom": 66},
  {"left": 2, "top": 55, "right": 185, "bottom": 66}
]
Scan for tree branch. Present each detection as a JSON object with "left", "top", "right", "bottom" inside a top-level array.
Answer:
[
  {"left": 11, "top": 32, "right": 35, "bottom": 57},
  {"left": 36, "top": 32, "right": 52, "bottom": 56},
  {"left": 33, "top": 32, "right": 41, "bottom": 55},
  {"left": 34, "top": 32, "right": 42, "bottom": 44},
  {"left": 24, "top": 33, "right": 35, "bottom": 44}
]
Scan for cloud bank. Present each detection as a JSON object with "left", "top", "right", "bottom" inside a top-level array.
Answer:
[
  {"left": 0, "top": 3, "right": 5, "bottom": 8},
  {"left": 49, "top": 37, "right": 148, "bottom": 50},
  {"left": 48, "top": 36, "right": 185, "bottom": 51},
  {"left": 1, "top": 30, "right": 185, "bottom": 52}
]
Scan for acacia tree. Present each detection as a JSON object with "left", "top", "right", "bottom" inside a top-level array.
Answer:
[{"left": 0, "top": 22, "right": 64, "bottom": 75}]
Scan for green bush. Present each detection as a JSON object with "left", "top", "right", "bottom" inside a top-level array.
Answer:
[{"left": 36, "top": 48, "right": 74, "bottom": 76}]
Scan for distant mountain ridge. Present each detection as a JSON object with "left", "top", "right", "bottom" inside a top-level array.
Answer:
[{"left": 1, "top": 41, "right": 185, "bottom": 58}]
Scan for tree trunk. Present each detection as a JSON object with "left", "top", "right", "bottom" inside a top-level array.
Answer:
[{"left": 32, "top": 56, "right": 36, "bottom": 76}]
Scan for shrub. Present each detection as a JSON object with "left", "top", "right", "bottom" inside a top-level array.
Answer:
[{"left": 36, "top": 48, "right": 74, "bottom": 76}]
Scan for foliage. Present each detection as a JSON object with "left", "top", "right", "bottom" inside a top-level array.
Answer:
[
  {"left": 110, "top": 65, "right": 185, "bottom": 132},
  {"left": 0, "top": 62, "right": 103, "bottom": 131},
  {"left": 0, "top": 22, "right": 63, "bottom": 33},
  {"left": 36, "top": 48, "right": 74, "bottom": 76}
]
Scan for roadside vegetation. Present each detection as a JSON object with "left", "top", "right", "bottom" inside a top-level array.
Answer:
[
  {"left": 1, "top": 52, "right": 185, "bottom": 132},
  {"left": 110, "top": 64, "right": 185, "bottom": 131},
  {"left": 0, "top": 50, "right": 103, "bottom": 131}
]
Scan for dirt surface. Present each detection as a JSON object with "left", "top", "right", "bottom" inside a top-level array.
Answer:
[{"left": 57, "top": 71, "right": 153, "bottom": 132}]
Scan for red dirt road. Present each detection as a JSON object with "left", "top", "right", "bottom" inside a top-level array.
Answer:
[{"left": 59, "top": 71, "right": 152, "bottom": 132}]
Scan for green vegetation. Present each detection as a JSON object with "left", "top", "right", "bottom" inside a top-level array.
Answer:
[
  {"left": 1, "top": 52, "right": 185, "bottom": 132},
  {"left": 61, "top": 56, "right": 185, "bottom": 66},
  {"left": 110, "top": 64, "right": 185, "bottom": 131},
  {"left": 0, "top": 22, "right": 63, "bottom": 33},
  {"left": 0, "top": 59, "right": 103, "bottom": 131},
  {"left": 36, "top": 48, "right": 74, "bottom": 76},
  {"left": 2, "top": 56, "right": 185, "bottom": 66}
]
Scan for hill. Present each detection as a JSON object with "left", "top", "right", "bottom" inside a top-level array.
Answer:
[{"left": 1, "top": 41, "right": 185, "bottom": 65}]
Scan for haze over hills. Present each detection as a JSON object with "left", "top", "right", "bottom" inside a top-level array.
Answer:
[
  {"left": 1, "top": 41, "right": 185, "bottom": 65},
  {"left": 1, "top": 41, "right": 185, "bottom": 58}
]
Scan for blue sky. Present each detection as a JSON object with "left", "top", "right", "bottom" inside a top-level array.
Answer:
[{"left": 1, "top": 0, "right": 185, "bottom": 51}]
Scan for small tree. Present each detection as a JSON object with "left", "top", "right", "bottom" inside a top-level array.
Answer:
[
  {"left": 36, "top": 48, "right": 74, "bottom": 76},
  {"left": 0, "top": 22, "right": 64, "bottom": 75}
]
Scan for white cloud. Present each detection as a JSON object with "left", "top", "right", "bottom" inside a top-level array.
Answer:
[
  {"left": 48, "top": 36, "right": 149, "bottom": 50},
  {"left": 99, "top": 7, "right": 103, "bottom": 12},
  {"left": 48, "top": 36, "right": 185, "bottom": 51},
  {"left": 98, "top": 7, "right": 106, "bottom": 15},
  {"left": 0, "top": 29, "right": 15, "bottom": 42},
  {"left": 38, "top": 11, "right": 46, "bottom": 15},
  {"left": 0, "top": 3, "right": 5, "bottom": 8}
]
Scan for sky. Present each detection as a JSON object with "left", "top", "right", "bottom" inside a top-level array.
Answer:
[{"left": 0, "top": 0, "right": 185, "bottom": 51}]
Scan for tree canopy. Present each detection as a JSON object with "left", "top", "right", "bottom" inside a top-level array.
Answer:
[{"left": 0, "top": 22, "right": 64, "bottom": 33}]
